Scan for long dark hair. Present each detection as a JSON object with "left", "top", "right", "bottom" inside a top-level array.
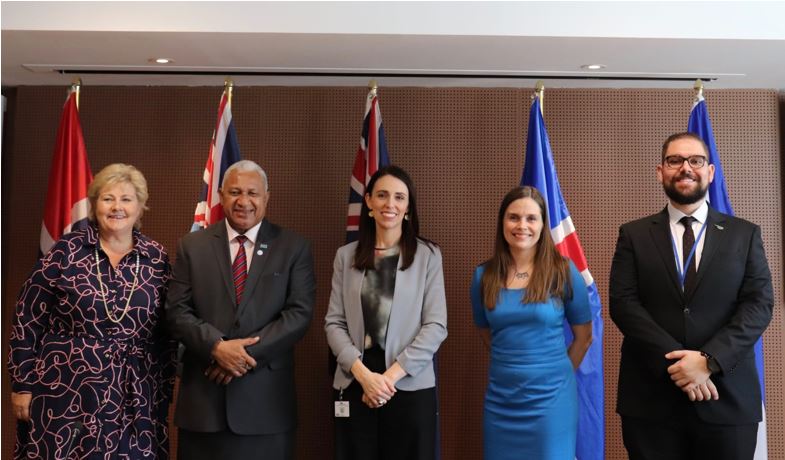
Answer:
[
  {"left": 481, "top": 186, "right": 571, "bottom": 309},
  {"left": 354, "top": 165, "right": 431, "bottom": 270}
]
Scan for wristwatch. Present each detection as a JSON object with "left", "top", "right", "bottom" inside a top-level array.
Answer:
[{"left": 700, "top": 351, "right": 721, "bottom": 374}]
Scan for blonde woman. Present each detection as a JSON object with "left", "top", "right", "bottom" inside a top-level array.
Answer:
[{"left": 9, "top": 164, "right": 175, "bottom": 459}]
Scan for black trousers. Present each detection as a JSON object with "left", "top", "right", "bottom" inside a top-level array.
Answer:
[
  {"left": 622, "top": 405, "right": 758, "bottom": 460},
  {"left": 177, "top": 428, "right": 294, "bottom": 460},
  {"left": 334, "top": 346, "right": 437, "bottom": 460}
]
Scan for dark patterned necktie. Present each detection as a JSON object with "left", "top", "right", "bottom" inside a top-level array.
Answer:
[
  {"left": 679, "top": 216, "right": 697, "bottom": 292},
  {"left": 232, "top": 235, "right": 248, "bottom": 305}
]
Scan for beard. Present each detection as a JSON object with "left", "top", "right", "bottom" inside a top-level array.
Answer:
[{"left": 662, "top": 172, "right": 708, "bottom": 205}]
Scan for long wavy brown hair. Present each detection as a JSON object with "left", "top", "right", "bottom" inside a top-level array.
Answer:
[{"left": 481, "top": 186, "right": 572, "bottom": 309}]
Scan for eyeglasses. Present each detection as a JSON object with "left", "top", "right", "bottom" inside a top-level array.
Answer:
[{"left": 663, "top": 155, "right": 708, "bottom": 169}]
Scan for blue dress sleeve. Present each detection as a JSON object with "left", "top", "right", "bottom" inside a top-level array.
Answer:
[
  {"left": 565, "top": 261, "right": 592, "bottom": 325},
  {"left": 471, "top": 265, "right": 489, "bottom": 328}
]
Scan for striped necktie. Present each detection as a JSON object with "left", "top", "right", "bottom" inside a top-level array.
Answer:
[{"left": 232, "top": 235, "right": 248, "bottom": 305}]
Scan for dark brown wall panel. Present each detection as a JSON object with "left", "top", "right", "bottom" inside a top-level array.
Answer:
[{"left": 2, "top": 86, "right": 782, "bottom": 459}]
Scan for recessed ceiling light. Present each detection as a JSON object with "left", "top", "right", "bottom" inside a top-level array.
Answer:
[
  {"left": 581, "top": 64, "right": 606, "bottom": 70},
  {"left": 149, "top": 58, "right": 173, "bottom": 64}
]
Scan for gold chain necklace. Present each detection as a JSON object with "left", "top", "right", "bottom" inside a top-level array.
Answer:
[{"left": 94, "top": 247, "right": 140, "bottom": 324}]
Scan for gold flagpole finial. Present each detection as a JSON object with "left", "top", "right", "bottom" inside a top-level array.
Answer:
[
  {"left": 71, "top": 77, "right": 82, "bottom": 110},
  {"left": 535, "top": 80, "right": 545, "bottom": 116},
  {"left": 368, "top": 79, "right": 378, "bottom": 97},
  {"left": 224, "top": 77, "right": 234, "bottom": 104},
  {"left": 693, "top": 79, "right": 704, "bottom": 99}
]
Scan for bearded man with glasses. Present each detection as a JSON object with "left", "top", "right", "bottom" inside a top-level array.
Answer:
[{"left": 609, "top": 132, "right": 773, "bottom": 460}]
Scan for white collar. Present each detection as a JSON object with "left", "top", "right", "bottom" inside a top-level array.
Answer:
[
  {"left": 225, "top": 219, "right": 263, "bottom": 245},
  {"left": 667, "top": 200, "right": 709, "bottom": 225}
]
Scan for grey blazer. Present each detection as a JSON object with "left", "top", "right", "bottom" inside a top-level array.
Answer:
[
  {"left": 325, "top": 239, "right": 448, "bottom": 391},
  {"left": 166, "top": 219, "right": 315, "bottom": 435}
]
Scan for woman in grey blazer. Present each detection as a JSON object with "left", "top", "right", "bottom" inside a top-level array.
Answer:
[{"left": 325, "top": 165, "right": 447, "bottom": 460}]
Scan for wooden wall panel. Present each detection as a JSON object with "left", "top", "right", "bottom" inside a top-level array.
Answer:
[{"left": 2, "top": 86, "right": 782, "bottom": 459}]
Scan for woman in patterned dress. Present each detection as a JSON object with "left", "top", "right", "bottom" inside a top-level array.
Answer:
[{"left": 8, "top": 163, "right": 176, "bottom": 459}]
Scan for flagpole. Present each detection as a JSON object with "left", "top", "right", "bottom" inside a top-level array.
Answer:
[
  {"left": 224, "top": 77, "right": 234, "bottom": 104},
  {"left": 368, "top": 79, "right": 378, "bottom": 97},
  {"left": 535, "top": 81, "right": 545, "bottom": 116},
  {"left": 693, "top": 79, "right": 704, "bottom": 100},
  {"left": 71, "top": 77, "right": 82, "bottom": 110}
]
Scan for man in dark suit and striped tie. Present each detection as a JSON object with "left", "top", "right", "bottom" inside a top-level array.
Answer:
[
  {"left": 167, "top": 160, "right": 316, "bottom": 459},
  {"left": 610, "top": 132, "right": 773, "bottom": 460}
]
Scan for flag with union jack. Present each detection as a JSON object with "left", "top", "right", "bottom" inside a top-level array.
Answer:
[
  {"left": 191, "top": 86, "right": 242, "bottom": 232},
  {"left": 345, "top": 87, "right": 390, "bottom": 242},
  {"left": 521, "top": 93, "right": 605, "bottom": 460},
  {"left": 40, "top": 87, "right": 93, "bottom": 255},
  {"left": 688, "top": 91, "right": 768, "bottom": 459}
]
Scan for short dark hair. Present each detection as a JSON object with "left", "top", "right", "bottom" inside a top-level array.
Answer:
[{"left": 661, "top": 132, "right": 709, "bottom": 161}]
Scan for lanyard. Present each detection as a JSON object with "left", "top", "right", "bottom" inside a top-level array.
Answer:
[{"left": 669, "top": 219, "right": 708, "bottom": 290}]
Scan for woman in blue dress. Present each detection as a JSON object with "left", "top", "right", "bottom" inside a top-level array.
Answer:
[{"left": 471, "top": 186, "right": 593, "bottom": 460}]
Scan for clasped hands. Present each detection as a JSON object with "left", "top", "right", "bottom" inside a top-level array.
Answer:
[
  {"left": 205, "top": 336, "right": 260, "bottom": 385},
  {"left": 358, "top": 372, "right": 397, "bottom": 409},
  {"left": 352, "top": 361, "right": 406, "bottom": 409},
  {"left": 665, "top": 349, "right": 719, "bottom": 402}
]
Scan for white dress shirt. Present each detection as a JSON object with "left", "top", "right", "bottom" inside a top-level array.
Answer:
[
  {"left": 667, "top": 200, "right": 709, "bottom": 270},
  {"left": 225, "top": 220, "right": 262, "bottom": 270}
]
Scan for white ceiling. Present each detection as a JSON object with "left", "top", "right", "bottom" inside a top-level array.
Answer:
[{"left": 3, "top": 1, "right": 785, "bottom": 89}]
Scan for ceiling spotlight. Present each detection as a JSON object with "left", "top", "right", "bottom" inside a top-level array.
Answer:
[
  {"left": 149, "top": 58, "right": 173, "bottom": 64},
  {"left": 581, "top": 64, "right": 606, "bottom": 70}
]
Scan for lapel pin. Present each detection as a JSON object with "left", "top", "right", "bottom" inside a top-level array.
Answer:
[
  {"left": 259, "top": 243, "right": 268, "bottom": 249},
  {"left": 714, "top": 224, "right": 724, "bottom": 230},
  {"left": 257, "top": 250, "right": 264, "bottom": 256}
]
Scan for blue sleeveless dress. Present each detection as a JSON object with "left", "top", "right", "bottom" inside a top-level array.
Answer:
[{"left": 471, "top": 262, "right": 591, "bottom": 460}]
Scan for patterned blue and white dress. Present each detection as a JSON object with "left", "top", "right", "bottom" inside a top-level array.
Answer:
[{"left": 8, "top": 225, "right": 176, "bottom": 459}]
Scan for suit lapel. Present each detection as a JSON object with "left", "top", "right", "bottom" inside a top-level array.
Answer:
[
  {"left": 208, "top": 222, "right": 236, "bottom": 304},
  {"left": 649, "top": 208, "right": 683, "bottom": 294},
  {"left": 347, "top": 262, "right": 366, "bottom": 347},
  {"left": 688, "top": 207, "right": 727, "bottom": 298},
  {"left": 237, "top": 220, "right": 272, "bottom": 316}
]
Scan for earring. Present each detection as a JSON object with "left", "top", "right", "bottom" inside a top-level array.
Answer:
[
  {"left": 404, "top": 213, "right": 410, "bottom": 221},
  {"left": 368, "top": 211, "right": 374, "bottom": 218}
]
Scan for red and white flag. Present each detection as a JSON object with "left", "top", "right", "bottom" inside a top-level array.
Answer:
[{"left": 40, "top": 89, "right": 93, "bottom": 255}]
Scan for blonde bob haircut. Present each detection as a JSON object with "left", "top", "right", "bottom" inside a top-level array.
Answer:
[{"left": 87, "top": 163, "right": 149, "bottom": 230}]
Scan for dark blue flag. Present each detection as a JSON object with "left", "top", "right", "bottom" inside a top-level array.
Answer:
[
  {"left": 522, "top": 94, "right": 605, "bottom": 460},
  {"left": 688, "top": 93, "right": 768, "bottom": 459}
]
